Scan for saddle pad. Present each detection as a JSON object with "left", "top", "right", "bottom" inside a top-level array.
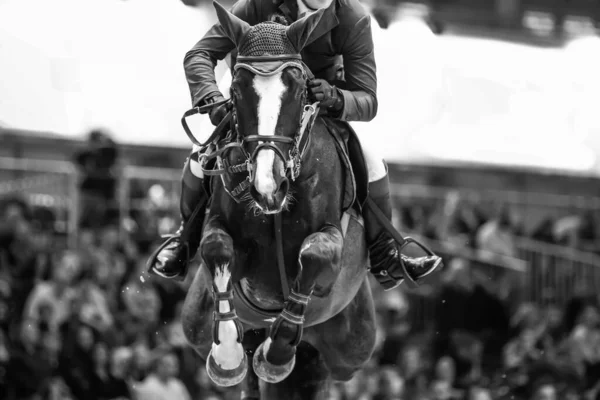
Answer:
[{"left": 341, "top": 207, "right": 363, "bottom": 237}]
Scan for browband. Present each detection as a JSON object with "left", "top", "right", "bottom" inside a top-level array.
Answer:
[
  {"left": 234, "top": 60, "right": 305, "bottom": 77},
  {"left": 236, "top": 54, "right": 302, "bottom": 62}
]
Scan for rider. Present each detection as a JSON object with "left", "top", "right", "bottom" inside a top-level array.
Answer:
[{"left": 147, "top": 0, "right": 442, "bottom": 290}]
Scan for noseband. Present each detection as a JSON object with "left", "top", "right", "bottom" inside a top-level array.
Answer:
[{"left": 183, "top": 54, "right": 320, "bottom": 203}]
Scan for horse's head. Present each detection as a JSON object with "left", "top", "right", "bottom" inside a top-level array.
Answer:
[{"left": 214, "top": 1, "right": 324, "bottom": 214}]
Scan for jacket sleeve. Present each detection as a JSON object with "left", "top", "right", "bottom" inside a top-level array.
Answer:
[
  {"left": 337, "top": 15, "right": 378, "bottom": 122},
  {"left": 184, "top": 0, "right": 260, "bottom": 107}
]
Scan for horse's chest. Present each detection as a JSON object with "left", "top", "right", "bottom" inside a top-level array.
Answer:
[
  {"left": 229, "top": 212, "right": 310, "bottom": 249},
  {"left": 231, "top": 216, "right": 271, "bottom": 244}
]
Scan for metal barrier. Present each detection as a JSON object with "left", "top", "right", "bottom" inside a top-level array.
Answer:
[
  {"left": 0, "top": 156, "right": 184, "bottom": 247},
  {"left": 390, "top": 183, "right": 600, "bottom": 323},
  {"left": 392, "top": 183, "right": 600, "bottom": 211},
  {"left": 515, "top": 237, "right": 600, "bottom": 306},
  {"left": 401, "top": 234, "right": 528, "bottom": 332},
  {"left": 117, "top": 165, "right": 182, "bottom": 241},
  {"left": 391, "top": 183, "right": 600, "bottom": 233},
  {"left": 4, "top": 156, "right": 600, "bottom": 330},
  {"left": 0, "top": 157, "right": 79, "bottom": 247}
]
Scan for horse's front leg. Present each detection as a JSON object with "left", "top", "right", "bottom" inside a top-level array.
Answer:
[
  {"left": 253, "top": 224, "right": 343, "bottom": 383},
  {"left": 201, "top": 217, "right": 247, "bottom": 387}
]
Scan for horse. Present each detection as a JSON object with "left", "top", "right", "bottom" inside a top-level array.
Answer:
[{"left": 181, "top": 3, "right": 376, "bottom": 399}]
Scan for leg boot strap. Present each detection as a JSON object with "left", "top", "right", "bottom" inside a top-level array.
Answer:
[{"left": 212, "top": 283, "right": 244, "bottom": 344}]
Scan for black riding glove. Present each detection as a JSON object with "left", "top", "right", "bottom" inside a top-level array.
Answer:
[
  {"left": 308, "top": 79, "right": 344, "bottom": 113},
  {"left": 202, "top": 94, "right": 229, "bottom": 126}
]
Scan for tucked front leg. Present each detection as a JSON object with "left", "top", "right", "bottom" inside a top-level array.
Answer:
[
  {"left": 253, "top": 224, "right": 344, "bottom": 383},
  {"left": 297, "top": 224, "right": 344, "bottom": 297},
  {"left": 200, "top": 217, "right": 247, "bottom": 387}
]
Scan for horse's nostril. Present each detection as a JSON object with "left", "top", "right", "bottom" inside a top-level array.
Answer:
[
  {"left": 250, "top": 185, "right": 261, "bottom": 200},
  {"left": 278, "top": 179, "right": 289, "bottom": 195}
]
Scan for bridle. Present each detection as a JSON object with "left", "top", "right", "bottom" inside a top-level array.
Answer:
[{"left": 181, "top": 53, "right": 320, "bottom": 204}]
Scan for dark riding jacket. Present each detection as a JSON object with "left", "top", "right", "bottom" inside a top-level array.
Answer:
[{"left": 184, "top": 0, "right": 378, "bottom": 122}]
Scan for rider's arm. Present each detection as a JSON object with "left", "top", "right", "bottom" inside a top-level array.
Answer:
[
  {"left": 336, "top": 15, "right": 378, "bottom": 122},
  {"left": 183, "top": 0, "right": 260, "bottom": 107}
]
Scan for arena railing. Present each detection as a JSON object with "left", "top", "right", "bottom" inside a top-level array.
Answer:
[
  {"left": 398, "top": 233, "right": 600, "bottom": 332},
  {"left": 0, "top": 156, "right": 79, "bottom": 247},
  {"left": 390, "top": 183, "right": 600, "bottom": 300},
  {"left": 117, "top": 165, "right": 182, "bottom": 223},
  {"left": 3, "top": 157, "right": 599, "bottom": 316},
  {"left": 0, "top": 156, "right": 185, "bottom": 248},
  {"left": 514, "top": 237, "right": 600, "bottom": 306},
  {"left": 391, "top": 183, "right": 600, "bottom": 215},
  {"left": 401, "top": 233, "right": 527, "bottom": 333}
]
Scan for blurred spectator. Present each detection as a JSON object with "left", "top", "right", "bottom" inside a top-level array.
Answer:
[
  {"left": 6, "top": 175, "right": 600, "bottom": 400},
  {"left": 374, "top": 366, "right": 404, "bottom": 400},
  {"left": 23, "top": 249, "right": 81, "bottom": 333},
  {"left": 531, "top": 381, "right": 558, "bottom": 400},
  {"left": 475, "top": 206, "right": 519, "bottom": 258},
  {"left": 134, "top": 350, "right": 191, "bottom": 400},
  {"left": 59, "top": 321, "right": 97, "bottom": 400},
  {"left": 74, "top": 129, "right": 119, "bottom": 229},
  {"left": 90, "top": 341, "right": 133, "bottom": 400},
  {"left": 0, "top": 330, "right": 8, "bottom": 398},
  {"left": 74, "top": 129, "right": 118, "bottom": 200},
  {"left": 467, "top": 387, "right": 493, "bottom": 400},
  {"left": 6, "top": 320, "right": 54, "bottom": 399}
]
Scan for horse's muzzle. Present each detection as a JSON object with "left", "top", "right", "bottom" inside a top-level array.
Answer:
[{"left": 250, "top": 177, "right": 289, "bottom": 214}]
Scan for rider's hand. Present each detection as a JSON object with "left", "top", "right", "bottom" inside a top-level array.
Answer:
[
  {"left": 203, "top": 94, "right": 229, "bottom": 126},
  {"left": 308, "top": 79, "right": 343, "bottom": 111}
]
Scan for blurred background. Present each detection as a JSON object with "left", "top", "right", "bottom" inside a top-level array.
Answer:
[{"left": 1, "top": 0, "right": 600, "bottom": 399}]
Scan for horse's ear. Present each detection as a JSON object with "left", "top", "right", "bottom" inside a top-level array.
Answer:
[
  {"left": 285, "top": 8, "right": 326, "bottom": 52},
  {"left": 213, "top": 1, "right": 251, "bottom": 47}
]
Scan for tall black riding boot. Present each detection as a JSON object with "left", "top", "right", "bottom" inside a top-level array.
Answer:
[
  {"left": 147, "top": 157, "right": 208, "bottom": 280},
  {"left": 364, "top": 171, "right": 443, "bottom": 290}
]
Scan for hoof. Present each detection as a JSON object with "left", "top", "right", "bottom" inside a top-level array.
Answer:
[
  {"left": 206, "top": 350, "right": 248, "bottom": 387},
  {"left": 252, "top": 339, "right": 295, "bottom": 383}
]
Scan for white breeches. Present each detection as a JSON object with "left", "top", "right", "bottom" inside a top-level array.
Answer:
[
  {"left": 189, "top": 71, "right": 387, "bottom": 183},
  {"left": 190, "top": 144, "right": 205, "bottom": 179},
  {"left": 359, "top": 138, "right": 387, "bottom": 183}
]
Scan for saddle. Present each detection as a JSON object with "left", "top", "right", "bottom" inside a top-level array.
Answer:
[{"left": 320, "top": 118, "right": 368, "bottom": 213}]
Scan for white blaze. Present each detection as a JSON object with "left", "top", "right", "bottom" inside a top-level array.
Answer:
[{"left": 253, "top": 72, "right": 286, "bottom": 198}]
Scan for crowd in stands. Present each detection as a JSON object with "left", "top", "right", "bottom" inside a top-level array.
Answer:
[
  {"left": 3, "top": 191, "right": 600, "bottom": 400},
  {"left": 395, "top": 190, "right": 600, "bottom": 257},
  {"left": 2, "top": 132, "right": 600, "bottom": 399}
]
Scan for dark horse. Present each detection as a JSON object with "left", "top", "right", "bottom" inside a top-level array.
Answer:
[{"left": 181, "top": 3, "right": 376, "bottom": 399}]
